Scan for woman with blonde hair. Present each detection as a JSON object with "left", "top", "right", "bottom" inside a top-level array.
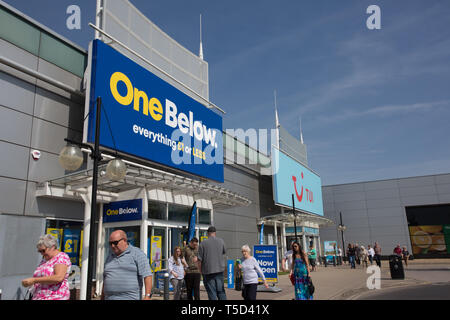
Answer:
[
  {"left": 168, "top": 246, "right": 188, "bottom": 300},
  {"left": 238, "top": 244, "right": 268, "bottom": 300}
]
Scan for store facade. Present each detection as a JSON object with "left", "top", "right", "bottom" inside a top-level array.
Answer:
[
  {"left": 0, "top": 1, "right": 331, "bottom": 300},
  {"left": 319, "top": 174, "right": 450, "bottom": 259}
]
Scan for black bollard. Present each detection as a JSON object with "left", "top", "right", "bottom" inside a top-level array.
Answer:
[{"left": 163, "top": 272, "right": 170, "bottom": 300}]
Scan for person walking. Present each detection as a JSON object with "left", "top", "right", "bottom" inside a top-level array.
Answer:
[
  {"left": 393, "top": 244, "right": 402, "bottom": 257},
  {"left": 21, "top": 234, "right": 71, "bottom": 300},
  {"left": 307, "top": 245, "right": 317, "bottom": 272},
  {"left": 337, "top": 247, "right": 343, "bottom": 265},
  {"left": 355, "top": 243, "right": 361, "bottom": 266},
  {"left": 367, "top": 245, "right": 375, "bottom": 265},
  {"left": 183, "top": 237, "right": 201, "bottom": 300},
  {"left": 347, "top": 243, "right": 356, "bottom": 269},
  {"left": 402, "top": 246, "right": 410, "bottom": 267},
  {"left": 102, "top": 230, "right": 152, "bottom": 300},
  {"left": 360, "top": 246, "right": 369, "bottom": 268},
  {"left": 197, "top": 226, "right": 227, "bottom": 300},
  {"left": 169, "top": 246, "right": 188, "bottom": 300},
  {"left": 238, "top": 245, "right": 268, "bottom": 300},
  {"left": 290, "top": 241, "right": 313, "bottom": 300},
  {"left": 374, "top": 242, "right": 382, "bottom": 268}
]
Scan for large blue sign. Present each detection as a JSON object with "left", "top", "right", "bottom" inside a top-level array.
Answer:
[
  {"left": 253, "top": 244, "right": 278, "bottom": 283},
  {"left": 272, "top": 147, "right": 324, "bottom": 216},
  {"left": 86, "top": 40, "right": 224, "bottom": 182},
  {"left": 103, "top": 199, "right": 142, "bottom": 223}
]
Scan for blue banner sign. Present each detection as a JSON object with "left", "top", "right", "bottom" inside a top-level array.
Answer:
[
  {"left": 103, "top": 199, "right": 142, "bottom": 223},
  {"left": 86, "top": 40, "right": 224, "bottom": 182},
  {"left": 187, "top": 202, "right": 197, "bottom": 243},
  {"left": 227, "top": 259, "right": 234, "bottom": 289},
  {"left": 253, "top": 245, "right": 278, "bottom": 283},
  {"left": 272, "top": 146, "right": 324, "bottom": 216}
]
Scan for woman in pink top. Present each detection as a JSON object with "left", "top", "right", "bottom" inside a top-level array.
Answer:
[{"left": 22, "top": 234, "right": 71, "bottom": 300}]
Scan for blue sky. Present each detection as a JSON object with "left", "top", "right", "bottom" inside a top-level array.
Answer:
[{"left": 5, "top": 0, "right": 450, "bottom": 185}]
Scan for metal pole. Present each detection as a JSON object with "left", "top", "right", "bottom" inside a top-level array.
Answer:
[
  {"left": 163, "top": 272, "right": 170, "bottom": 300},
  {"left": 292, "top": 194, "right": 298, "bottom": 242},
  {"left": 86, "top": 97, "right": 102, "bottom": 300},
  {"left": 340, "top": 212, "right": 346, "bottom": 260}
]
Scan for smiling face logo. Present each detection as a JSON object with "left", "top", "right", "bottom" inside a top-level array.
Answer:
[
  {"left": 292, "top": 172, "right": 304, "bottom": 202},
  {"left": 292, "top": 172, "right": 314, "bottom": 204}
]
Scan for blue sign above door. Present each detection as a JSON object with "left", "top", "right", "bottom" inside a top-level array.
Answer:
[{"left": 103, "top": 199, "right": 142, "bottom": 223}]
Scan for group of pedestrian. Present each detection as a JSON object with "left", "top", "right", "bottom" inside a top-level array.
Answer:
[
  {"left": 393, "top": 244, "right": 411, "bottom": 266},
  {"left": 346, "top": 242, "right": 382, "bottom": 269},
  {"left": 22, "top": 226, "right": 271, "bottom": 301}
]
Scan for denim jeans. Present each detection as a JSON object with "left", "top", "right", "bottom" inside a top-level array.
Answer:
[
  {"left": 349, "top": 255, "right": 356, "bottom": 268},
  {"left": 203, "top": 272, "right": 227, "bottom": 300}
]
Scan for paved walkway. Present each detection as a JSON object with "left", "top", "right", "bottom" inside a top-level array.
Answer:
[{"left": 151, "top": 259, "right": 450, "bottom": 300}]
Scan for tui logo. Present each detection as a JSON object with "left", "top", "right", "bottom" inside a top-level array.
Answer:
[{"left": 292, "top": 172, "right": 313, "bottom": 203}]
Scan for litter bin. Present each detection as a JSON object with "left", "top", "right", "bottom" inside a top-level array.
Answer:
[{"left": 389, "top": 255, "right": 404, "bottom": 279}]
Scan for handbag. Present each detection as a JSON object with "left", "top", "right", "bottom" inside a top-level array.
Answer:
[
  {"left": 24, "top": 287, "right": 34, "bottom": 300},
  {"left": 307, "top": 277, "right": 315, "bottom": 296},
  {"left": 289, "top": 273, "right": 295, "bottom": 286}
]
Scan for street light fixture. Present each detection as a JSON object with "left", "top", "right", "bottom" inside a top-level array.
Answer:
[
  {"left": 58, "top": 97, "right": 126, "bottom": 299},
  {"left": 337, "top": 212, "right": 346, "bottom": 262}
]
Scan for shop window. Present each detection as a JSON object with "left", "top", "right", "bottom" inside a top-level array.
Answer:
[
  {"left": 148, "top": 201, "right": 166, "bottom": 220},
  {"left": 168, "top": 203, "right": 191, "bottom": 223},
  {"left": 198, "top": 209, "right": 211, "bottom": 225},
  {"left": 45, "top": 219, "right": 83, "bottom": 266},
  {"left": 199, "top": 230, "right": 208, "bottom": 242},
  {"left": 148, "top": 227, "right": 167, "bottom": 271},
  {"left": 106, "top": 226, "right": 140, "bottom": 248}
]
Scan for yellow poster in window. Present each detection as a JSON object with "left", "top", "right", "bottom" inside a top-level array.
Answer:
[
  {"left": 79, "top": 230, "right": 83, "bottom": 267},
  {"left": 46, "top": 228, "right": 62, "bottom": 251},
  {"left": 150, "top": 236, "right": 162, "bottom": 272}
]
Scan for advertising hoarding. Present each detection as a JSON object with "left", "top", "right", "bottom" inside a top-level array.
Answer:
[
  {"left": 324, "top": 241, "right": 338, "bottom": 263},
  {"left": 409, "top": 225, "right": 449, "bottom": 255},
  {"left": 85, "top": 40, "right": 223, "bottom": 182},
  {"left": 272, "top": 146, "right": 324, "bottom": 216},
  {"left": 253, "top": 244, "right": 278, "bottom": 283}
]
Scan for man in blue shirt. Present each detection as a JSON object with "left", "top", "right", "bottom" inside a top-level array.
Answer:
[{"left": 102, "top": 230, "right": 152, "bottom": 300}]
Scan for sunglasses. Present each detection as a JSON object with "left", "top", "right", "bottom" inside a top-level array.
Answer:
[
  {"left": 109, "top": 238, "right": 125, "bottom": 246},
  {"left": 38, "top": 248, "right": 47, "bottom": 254}
]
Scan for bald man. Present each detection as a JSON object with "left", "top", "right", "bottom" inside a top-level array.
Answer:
[{"left": 102, "top": 230, "right": 152, "bottom": 300}]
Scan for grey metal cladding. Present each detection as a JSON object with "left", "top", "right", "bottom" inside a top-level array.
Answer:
[
  {"left": 364, "top": 187, "right": 400, "bottom": 200},
  {"left": 0, "top": 36, "right": 38, "bottom": 73},
  {"left": 30, "top": 118, "right": 82, "bottom": 155},
  {"left": 26, "top": 149, "right": 67, "bottom": 183},
  {"left": 397, "top": 175, "right": 435, "bottom": 188},
  {"left": 400, "top": 195, "right": 440, "bottom": 207},
  {"left": 0, "top": 141, "right": 29, "bottom": 180},
  {"left": 36, "top": 58, "right": 82, "bottom": 99},
  {"left": 0, "top": 106, "right": 32, "bottom": 146},
  {"left": 0, "top": 214, "right": 45, "bottom": 276},
  {"left": 33, "top": 87, "right": 84, "bottom": 132},
  {"left": 0, "top": 177, "right": 27, "bottom": 214},
  {"left": 0, "top": 71, "right": 36, "bottom": 115}
]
